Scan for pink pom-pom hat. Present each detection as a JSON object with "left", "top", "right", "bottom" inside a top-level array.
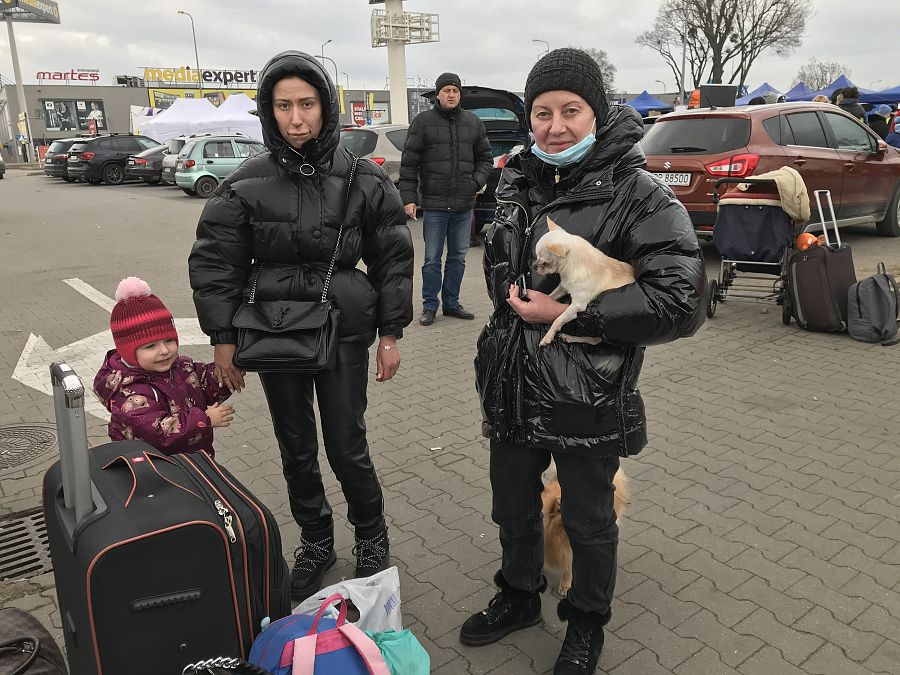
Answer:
[{"left": 110, "top": 277, "right": 178, "bottom": 366}]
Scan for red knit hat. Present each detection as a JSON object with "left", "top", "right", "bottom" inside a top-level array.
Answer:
[{"left": 110, "top": 277, "right": 178, "bottom": 367}]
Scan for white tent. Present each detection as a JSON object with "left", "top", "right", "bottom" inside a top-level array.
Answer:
[
  {"left": 137, "top": 98, "right": 216, "bottom": 143},
  {"left": 191, "top": 94, "right": 263, "bottom": 141}
]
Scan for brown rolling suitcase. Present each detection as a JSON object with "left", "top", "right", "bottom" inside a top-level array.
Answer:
[{"left": 785, "top": 190, "right": 857, "bottom": 331}]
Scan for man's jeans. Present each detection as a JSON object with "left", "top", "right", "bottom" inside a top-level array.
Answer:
[{"left": 422, "top": 209, "right": 472, "bottom": 312}]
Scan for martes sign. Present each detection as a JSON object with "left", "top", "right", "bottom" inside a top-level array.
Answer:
[
  {"left": 37, "top": 69, "right": 100, "bottom": 82},
  {"left": 143, "top": 66, "right": 259, "bottom": 87}
]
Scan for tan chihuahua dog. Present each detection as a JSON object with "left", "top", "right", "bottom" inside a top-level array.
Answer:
[{"left": 533, "top": 218, "right": 635, "bottom": 346}]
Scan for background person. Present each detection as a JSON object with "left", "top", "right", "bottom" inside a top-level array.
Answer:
[
  {"left": 399, "top": 72, "right": 493, "bottom": 326},
  {"left": 189, "top": 50, "right": 413, "bottom": 602}
]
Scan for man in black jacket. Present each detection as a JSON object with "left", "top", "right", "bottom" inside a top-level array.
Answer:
[{"left": 400, "top": 72, "right": 493, "bottom": 326}]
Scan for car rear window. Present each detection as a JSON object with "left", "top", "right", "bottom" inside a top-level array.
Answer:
[
  {"left": 48, "top": 141, "right": 71, "bottom": 153},
  {"left": 386, "top": 129, "right": 407, "bottom": 151},
  {"left": 641, "top": 117, "right": 751, "bottom": 154},
  {"left": 69, "top": 143, "right": 88, "bottom": 154},
  {"left": 471, "top": 108, "right": 519, "bottom": 122},
  {"left": 339, "top": 130, "right": 377, "bottom": 156},
  {"left": 180, "top": 141, "right": 197, "bottom": 157},
  {"left": 168, "top": 139, "right": 186, "bottom": 154}
]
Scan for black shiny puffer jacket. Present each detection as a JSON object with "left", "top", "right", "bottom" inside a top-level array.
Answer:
[
  {"left": 399, "top": 104, "right": 493, "bottom": 211},
  {"left": 188, "top": 52, "right": 413, "bottom": 345},
  {"left": 476, "top": 105, "right": 706, "bottom": 457}
]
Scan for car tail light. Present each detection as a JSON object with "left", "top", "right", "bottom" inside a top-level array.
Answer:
[
  {"left": 134, "top": 158, "right": 148, "bottom": 166},
  {"left": 370, "top": 157, "right": 385, "bottom": 165},
  {"left": 184, "top": 159, "right": 196, "bottom": 169},
  {"left": 705, "top": 154, "right": 760, "bottom": 177},
  {"left": 79, "top": 151, "right": 96, "bottom": 161},
  {"left": 54, "top": 153, "right": 67, "bottom": 159}
]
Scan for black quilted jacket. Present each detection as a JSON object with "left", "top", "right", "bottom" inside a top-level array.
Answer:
[
  {"left": 188, "top": 51, "right": 414, "bottom": 345},
  {"left": 399, "top": 104, "right": 493, "bottom": 210},
  {"left": 476, "top": 105, "right": 706, "bottom": 457}
]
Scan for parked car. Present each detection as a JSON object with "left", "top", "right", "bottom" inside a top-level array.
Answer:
[
  {"left": 641, "top": 102, "right": 900, "bottom": 237},
  {"left": 43, "top": 138, "right": 81, "bottom": 181},
  {"left": 339, "top": 123, "right": 408, "bottom": 183},
  {"left": 125, "top": 145, "right": 168, "bottom": 184},
  {"left": 160, "top": 133, "right": 249, "bottom": 185},
  {"left": 67, "top": 134, "right": 161, "bottom": 185},
  {"left": 421, "top": 86, "right": 530, "bottom": 228},
  {"left": 174, "top": 135, "right": 267, "bottom": 198}
]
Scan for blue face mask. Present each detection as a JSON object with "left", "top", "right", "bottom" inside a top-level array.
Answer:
[{"left": 531, "top": 121, "right": 597, "bottom": 167}]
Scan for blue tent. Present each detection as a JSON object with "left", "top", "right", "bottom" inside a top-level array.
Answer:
[
  {"left": 784, "top": 81, "right": 813, "bottom": 101},
  {"left": 860, "top": 85, "right": 900, "bottom": 105},
  {"left": 805, "top": 74, "right": 873, "bottom": 101},
  {"left": 735, "top": 82, "right": 783, "bottom": 105},
  {"left": 626, "top": 90, "right": 673, "bottom": 115}
]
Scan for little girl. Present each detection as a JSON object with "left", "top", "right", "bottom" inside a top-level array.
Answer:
[{"left": 94, "top": 277, "right": 234, "bottom": 457}]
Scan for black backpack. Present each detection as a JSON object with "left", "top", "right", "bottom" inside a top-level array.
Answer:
[{"left": 847, "top": 263, "right": 900, "bottom": 346}]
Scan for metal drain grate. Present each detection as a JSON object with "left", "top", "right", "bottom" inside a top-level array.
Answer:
[
  {"left": 0, "top": 508, "right": 53, "bottom": 581},
  {"left": 0, "top": 424, "right": 58, "bottom": 471}
]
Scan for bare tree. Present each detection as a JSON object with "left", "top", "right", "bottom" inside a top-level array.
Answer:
[
  {"left": 637, "top": 0, "right": 811, "bottom": 90},
  {"left": 794, "top": 57, "right": 850, "bottom": 91},
  {"left": 572, "top": 46, "right": 617, "bottom": 95}
]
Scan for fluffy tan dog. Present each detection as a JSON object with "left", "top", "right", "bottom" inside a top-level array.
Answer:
[
  {"left": 533, "top": 217, "right": 635, "bottom": 346},
  {"left": 541, "top": 468, "right": 630, "bottom": 595}
]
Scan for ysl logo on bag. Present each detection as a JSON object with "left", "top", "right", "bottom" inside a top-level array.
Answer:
[{"left": 272, "top": 306, "right": 289, "bottom": 328}]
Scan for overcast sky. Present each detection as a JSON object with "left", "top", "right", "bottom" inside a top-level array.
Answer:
[{"left": 1, "top": 0, "right": 897, "bottom": 97}]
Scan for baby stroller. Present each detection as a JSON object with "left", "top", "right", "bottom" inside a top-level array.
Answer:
[{"left": 706, "top": 174, "right": 812, "bottom": 324}]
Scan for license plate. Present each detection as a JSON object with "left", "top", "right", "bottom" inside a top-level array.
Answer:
[
  {"left": 127, "top": 159, "right": 135, "bottom": 166},
  {"left": 652, "top": 172, "right": 691, "bottom": 186}
]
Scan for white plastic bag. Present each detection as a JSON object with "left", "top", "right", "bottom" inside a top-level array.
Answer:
[{"left": 292, "top": 566, "right": 403, "bottom": 632}]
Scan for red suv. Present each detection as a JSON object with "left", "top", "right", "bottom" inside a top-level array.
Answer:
[{"left": 641, "top": 102, "right": 900, "bottom": 237}]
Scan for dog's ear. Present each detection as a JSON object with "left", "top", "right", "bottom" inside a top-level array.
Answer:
[
  {"left": 547, "top": 242, "right": 568, "bottom": 258},
  {"left": 547, "top": 216, "right": 560, "bottom": 231}
]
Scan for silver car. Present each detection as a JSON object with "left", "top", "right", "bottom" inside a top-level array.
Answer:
[{"left": 339, "top": 124, "right": 408, "bottom": 184}]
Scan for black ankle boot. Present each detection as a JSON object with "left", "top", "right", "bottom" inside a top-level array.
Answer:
[
  {"left": 290, "top": 525, "right": 337, "bottom": 601},
  {"left": 353, "top": 524, "right": 390, "bottom": 577},
  {"left": 459, "top": 571, "right": 545, "bottom": 646},
  {"left": 554, "top": 599, "right": 610, "bottom": 674}
]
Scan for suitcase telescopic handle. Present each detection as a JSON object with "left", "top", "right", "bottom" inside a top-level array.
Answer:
[
  {"left": 813, "top": 189, "right": 842, "bottom": 247},
  {"left": 50, "top": 362, "right": 95, "bottom": 525}
]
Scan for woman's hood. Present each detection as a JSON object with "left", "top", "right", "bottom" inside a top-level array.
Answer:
[{"left": 256, "top": 51, "right": 340, "bottom": 167}]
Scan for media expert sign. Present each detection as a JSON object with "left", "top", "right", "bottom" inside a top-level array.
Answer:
[
  {"left": 143, "top": 66, "right": 259, "bottom": 87},
  {"left": 0, "top": 0, "right": 60, "bottom": 23}
]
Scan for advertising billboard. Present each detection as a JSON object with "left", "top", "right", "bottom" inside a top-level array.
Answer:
[
  {"left": 42, "top": 99, "right": 106, "bottom": 132},
  {"left": 148, "top": 88, "right": 257, "bottom": 109}
]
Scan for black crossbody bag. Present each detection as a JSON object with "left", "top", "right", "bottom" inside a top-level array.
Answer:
[{"left": 231, "top": 156, "right": 358, "bottom": 373}]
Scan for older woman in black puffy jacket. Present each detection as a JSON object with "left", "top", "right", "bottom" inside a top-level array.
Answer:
[
  {"left": 188, "top": 51, "right": 413, "bottom": 602},
  {"left": 460, "top": 49, "right": 705, "bottom": 673}
]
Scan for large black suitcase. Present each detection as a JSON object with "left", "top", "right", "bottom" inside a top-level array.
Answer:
[
  {"left": 42, "top": 363, "right": 289, "bottom": 675},
  {"left": 786, "top": 190, "right": 857, "bottom": 331}
]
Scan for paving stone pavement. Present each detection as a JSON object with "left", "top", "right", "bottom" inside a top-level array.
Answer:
[{"left": 1, "top": 172, "right": 899, "bottom": 674}]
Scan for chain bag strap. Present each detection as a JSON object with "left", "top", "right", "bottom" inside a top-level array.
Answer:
[{"left": 232, "top": 155, "right": 360, "bottom": 373}]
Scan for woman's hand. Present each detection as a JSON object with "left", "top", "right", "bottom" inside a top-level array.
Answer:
[
  {"left": 506, "top": 284, "right": 568, "bottom": 324},
  {"left": 213, "top": 344, "right": 246, "bottom": 392},
  {"left": 375, "top": 336, "right": 400, "bottom": 382}
]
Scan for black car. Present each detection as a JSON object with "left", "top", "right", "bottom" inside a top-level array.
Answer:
[
  {"left": 421, "top": 86, "right": 529, "bottom": 228},
  {"left": 43, "top": 138, "right": 81, "bottom": 181},
  {"left": 67, "top": 134, "right": 160, "bottom": 185},
  {"left": 125, "top": 145, "right": 167, "bottom": 184}
]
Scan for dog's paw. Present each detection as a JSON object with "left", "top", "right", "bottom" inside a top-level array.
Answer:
[
  {"left": 558, "top": 583, "right": 570, "bottom": 595},
  {"left": 539, "top": 335, "right": 554, "bottom": 347}
]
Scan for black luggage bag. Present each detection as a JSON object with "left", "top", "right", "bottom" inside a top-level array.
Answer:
[
  {"left": 0, "top": 607, "right": 67, "bottom": 674},
  {"left": 785, "top": 190, "right": 857, "bottom": 331},
  {"left": 42, "top": 363, "right": 289, "bottom": 675}
]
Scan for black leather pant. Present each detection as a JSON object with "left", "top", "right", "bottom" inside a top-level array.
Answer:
[
  {"left": 259, "top": 342, "right": 384, "bottom": 534},
  {"left": 490, "top": 440, "right": 620, "bottom": 615}
]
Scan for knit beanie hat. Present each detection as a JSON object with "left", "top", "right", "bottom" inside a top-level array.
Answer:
[
  {"left": 524, "top": 48, "right": 609, "bottom": 129},
  {"left": 110, "top": 277, "right": 178, "bottom": 367},
  {"left": 435, "top": 72, "right": 462, "bottom": 92}
]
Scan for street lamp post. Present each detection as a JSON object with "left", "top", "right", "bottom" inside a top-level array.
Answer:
[
  {"left": 321, "top": 38, "right": 332, "bottom": 61},
  {"left": 177, "top": 11, "right": 203, "bottom": 98},
  {"left": 342, "top": 72, "right": 350, "bottom": 92},
  {"left": 655, "top": 79, "right": 666, "bottom": 93},
  {"left": 532, "top": 39, "right": 549, "bottom": 57}
]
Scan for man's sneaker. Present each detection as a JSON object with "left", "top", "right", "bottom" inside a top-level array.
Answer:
[
  {"left": 290, "top": 526, "right": 337, "bottom": 601},
  {"left": 420, "top": 310, "right": 436, "bottom": 326},
  {"left": 459, "top": 571, "right": 545, "bottom": 646},
  {"left": 443, "top": 305, "right": 475, "bottom": 320},
  {"left": 553, "top": 599, "right": 610, "bottom": 674},
  {"left": 353, "top": 524, "right": 390, "bottom": 577}
]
